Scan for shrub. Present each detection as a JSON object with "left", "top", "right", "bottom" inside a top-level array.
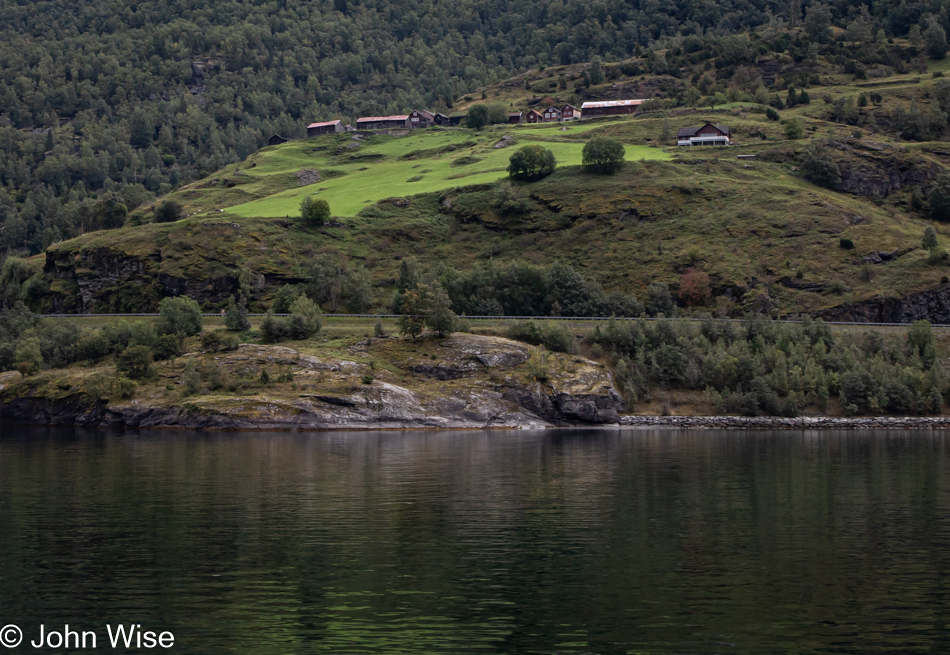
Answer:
[
  {"left": 679, "top": 268, "right": 712, "bottom": 307},
  {"left": 289, "top": 295, "right": 322, "bottom": 338},
  {"left": 839, "top": 237, "right": 855, "bottom": 249},
  {"left": 153, "top": 200, "right": 183, "bottom": 223},
  {"left": 466, "top": 104, "right": 489, "bottom": 129},
  {"left": 181, "top": 360, "right": 201, "bottom": 394},
  {"left": 117, "top": 345, "right": 155, "bottom": 380},
  {"left": 800, "top": 142, "right": 841, "bottom": 188},
  {"left": 374, "top": 319, "right": 386, "bottom": 337},
  {"left": 111, "top": 376, "right": 136, "bottom": 399},
  {"left": 153, "top": 334, "right": 181, "bottom": 360},
  {"left": 582, "top": 136, "right": 625, "bottom": 174},
  {"left": 300, "top": 196, "right": 330, "bottom": 227},
  {"left": 508, "top": 146, "right": 557, "bottom": 181},
  {"left": 765, "top": 107, "right": 780, "bottom": 121},
  {"left": 271, "top": 285, "right": 299, "bottom": 313},
  {"left": 506, "top": 321, "right": 544, "bottom": 345},
  {"left": 224, "top": 296, "right": 251, "bottom": 331},
  {"left": 783, "top": 118, "right": 803, "bottom": 139},
  {"left": 157, "top": 296, "right": 203, "bottom": 337},
  {"left": 542, "top": 322, "right": 578, "bottom": 354}
]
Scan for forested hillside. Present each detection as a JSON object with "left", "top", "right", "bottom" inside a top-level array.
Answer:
[{"left": 1, "top": 0, "right": 948, "bottom": 255}]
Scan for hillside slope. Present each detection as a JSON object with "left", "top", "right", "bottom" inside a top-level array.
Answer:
[{"left": 22, "top": 43, "right": 950, "bottom": 320}]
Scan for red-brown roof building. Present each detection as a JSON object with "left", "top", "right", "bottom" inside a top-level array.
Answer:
[
  {"left": 525, "top": 109, "right": 543, "bottom": 123},
  {"left": 507, "top": 111, "right": 523, "bottom": 124},
  {"left": 409, "top": 110, "right": 435, "bottom": 128},
  {"left": 307, "top": 120, "right": 344, "bottom": 137},
  {"left": 580, "top": 99, "right": 645, "bottom": 118},
  {"left": 542, "top": 106, "right": 561, "bottom": 122},
  {"left": 561, "top": 104, "right": 579, "bottom": 120},
  {"left": 356, "top": 115, "right": 411, "bottom": 130}
]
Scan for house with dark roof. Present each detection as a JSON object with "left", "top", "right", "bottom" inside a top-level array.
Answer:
[
  {"left": 409, "top": 110, "right": 435, "bottom": 128},
  {"left": 356, "top": 115, "right": 411, "bottom": 130},
  {"left": 268, "top": 134, "right": 288, "bottom": 146},
  {"left": 542, "top": 106, "right": 561, "bottom": 122},
  {"left": 560, "top": 104, "right": 580, "bottom": 120},
  {"left": 507, "top": 111, "right": 523, "bottom": 124},
  {"left": 580, "top": 99, "right": 644, "bottom": 118},
  {"left": 307, "top": 120, "right": 344, "bottom": 137},
  {"left": 525, "top": 109, "right": 544, "bottom": 123},
  {"left": 677, "top": 122, "right": 731, "bottom": 146}
]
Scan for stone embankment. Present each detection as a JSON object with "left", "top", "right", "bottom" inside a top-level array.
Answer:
[{"left": 620, "top": 415, "right": 950, "bottom": 429}]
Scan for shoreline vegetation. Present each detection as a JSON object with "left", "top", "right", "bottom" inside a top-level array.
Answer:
[{"left": 3, "top": 298, "right": 950, "bottom": 429}]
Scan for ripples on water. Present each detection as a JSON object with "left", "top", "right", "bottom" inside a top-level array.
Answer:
[{"left": 2, "top": 428, "right": 950, "bottom": 654}]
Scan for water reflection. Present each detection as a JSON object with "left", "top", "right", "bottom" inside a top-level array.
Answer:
[{"left": 1, "top": 428, "right": 950, "bottom": 653}]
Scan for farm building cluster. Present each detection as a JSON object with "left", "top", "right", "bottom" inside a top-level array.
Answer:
[
  {"left": 302, "top": 99, "right": 650, "bottom": 138},
  {"left": 293, "top": 101, "right": 731, "bottom": 147}
]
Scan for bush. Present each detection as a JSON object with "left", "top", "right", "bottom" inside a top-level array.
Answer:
[
  {"left": 582, "top": 136, "right": 625, "bottom": 174},
  {"left": 783, "top": 118, "right": 803, "bottom": 140},
  {"left": 271, "top": 285, "right": 299, "bottom": 313},
  {"left": 117, "top": 345, "right": 155, "bottom": 380},
  {"left": 839, "top": 237, "right": 855, "bottom": 249},
  {"left": 800, "top": 142, "right": 841, "bottom": 188},
  {"left": 466, "top": 104, "right": 489, "bottom": 129},
  {"left": 506, "top": 321, "right": 544, "bottom": 345},
  {"left": 153, "top": 334, "right": 182, "bottom": 360},
  {"left": 679, "top": 268, "right": 712, "bottom": 307},
  {"left": 154, "top": 200, "right": 183, "bottom": 223},
  {"left": 542, "top": 322, "right": 578, "bottom": 354},
  {"left": 224, "top": 296, "right": 251, "bottom": 331},
  {"left": 181, "top": 359, "right": 201, "bottom": 395},
  {"left": 289, "top": 295, "right": 322, "bottom": 338},
  {"left": 765, "top": 107, "right": 780, "bottom": 121},
  {"left": 508, "top": 146, "right": 557, "bottom": 181},
  {"left": 300, "top": 196, "right": 330, "bottom": 227},
  {"left": 157, "top": 296, "right": 203, "bottom": 337}
]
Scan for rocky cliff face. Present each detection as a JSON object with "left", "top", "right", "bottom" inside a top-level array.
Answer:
[
  {"left": 0, "top": 334, "right": 623, "bottom": 430},
  {"left": 833, "top": 141, "right": 939, "bottom": 199},
  {"left": 818, "top": 283, "right": 950, "bottom": 324}
]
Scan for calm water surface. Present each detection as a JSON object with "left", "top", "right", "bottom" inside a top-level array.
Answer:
[{"left": 1, "top": 427, "right": 950, "bottom": 654}]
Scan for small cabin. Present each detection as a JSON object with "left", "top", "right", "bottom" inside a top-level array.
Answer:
[
  {"left": 542, "top": 106, "right": 561, "bottom": 122},
  {"left": 447, "top": 113, "right": 467, "bottom": 126},
  {"left": 580, "top": 99, "right": 644, "bottom": 118},
  {"left": 409, "top": 110, "right": 435, "bottom": 128},
  {"left": 507, "top": 112, "right": 523, "bottom": 124},
  {"left": 356, "top": 115, "right": 411, "bottom": 130},
  {"left": 307, "top": 120, "right": 344, "bottom": 137},
  {"left": 677, "top": 122, "right": 731, "bottom": 146},
  {"left": 525, "top": 109, "right": 544, "bottom": 123},
  {"left": 268, "top": 134, "right": 288, "bottom": 146},
  {"left": 433, "top": 113, "right": 451, "bottom": 126},
  {"left": 560, "top": 104, "right": 579, "bottom": 120}
]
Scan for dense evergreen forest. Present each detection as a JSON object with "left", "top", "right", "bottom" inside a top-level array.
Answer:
[{"left": 1, "top": 0, "right": 948, "bottom": 255}]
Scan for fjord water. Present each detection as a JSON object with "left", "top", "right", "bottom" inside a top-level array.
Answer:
[{"left": 2, "top": 429, "right": 950, "bottom": 654}]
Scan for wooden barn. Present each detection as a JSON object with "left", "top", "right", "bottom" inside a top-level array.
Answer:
[
  {"left": 307, "top": 120, "right": 344, "bottom": 137},
  {"left": 447, "top": 113, "right": 467, "bottom": 126},
  {"left": 525, "top": 109, "right": 543, "bottom": 123},
  {"left": 507, "top": 111, "right": 523, "bottom": 124},
  {"left": 560, "top": 104, "right": 579, "bottom": 120},
  {"left": 580, "top": 99, "right": 644, "bottom": 118},
  {"left": 433, "top": 113, "right": 451, "bottom": 126},
  {"left": 268, "top": 134, "right": 288, "bottom": 146},
  {"left": 409, "top": 110, "right": 435, "bottom": 128},
  {"left": 542, "top": 106, "right": 561, "bottom": 122},
  {"left": 356, "top": 115, "right": 411, "bottom": 130},
  {"left": 677, "top": 122, "right": 731, "bottom": 146}
]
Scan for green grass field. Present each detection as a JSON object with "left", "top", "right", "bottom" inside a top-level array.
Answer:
[{"left": 175, "top": 124, "right": 669, "bottom": 218}]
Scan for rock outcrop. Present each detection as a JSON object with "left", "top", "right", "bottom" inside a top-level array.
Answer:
[
  {"left": 0, "top": 334, "right": 624, "bottom": 430},
  {"left": 818, "top": 283, "right": 950, "bottom": 324}
]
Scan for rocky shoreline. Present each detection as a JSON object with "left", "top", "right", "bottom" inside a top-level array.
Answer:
[{"left": 619, "top": 415, "right": 950, "bottom": 429}]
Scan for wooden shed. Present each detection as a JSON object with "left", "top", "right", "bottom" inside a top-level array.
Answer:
[
  {"left": 525, "top": 109, "right": 543, "bottom": 124},
  {"left": 356, "top": 115, "right": 411, "bottom": 130},
  {"left": 580, "top": 99, "right": 645, "bottom": 118},
  {"left": 268, "top": 134, "right": 288, "bottom": 146},
  {"left": 507, "top": 111, "right": 523, "bottom": 124},
  {"left": 307, "top": 120, "right": 344, "bottom": 137}
]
